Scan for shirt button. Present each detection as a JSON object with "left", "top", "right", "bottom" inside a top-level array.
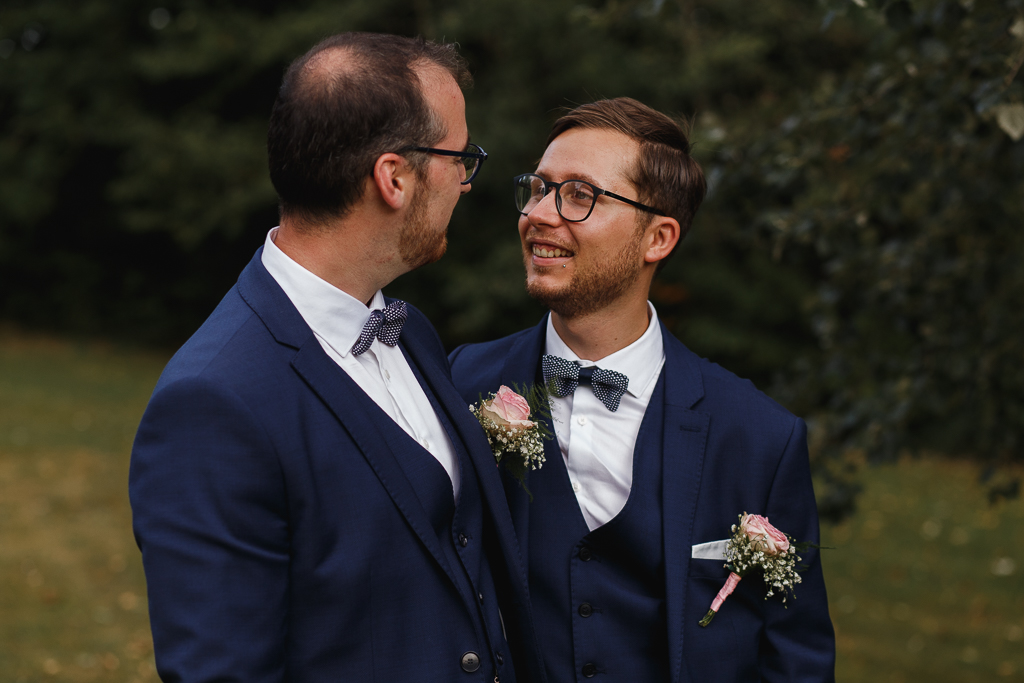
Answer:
[
  {"left": 460, "top": 652, "right": 481, "bottom": 672},
  {"left": 578, "top": 602, "right": 593, "bottom": 618},
  {"left": 577, "top": 415, "right": 588, "bottom": 426},
  {"left": 571, "top": 481, "right": 580, "bottom": 493},
  {"left": 582, "top": 662, "right": 598, "bottom": 678},
  {"left": 458, "top": 533, "right": 469, "bottom": 547}
]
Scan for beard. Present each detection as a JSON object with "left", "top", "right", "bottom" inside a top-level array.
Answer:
[
  {"left": 524, "top": 225, "right": 646, "bottom": 319},
  {"left": 399, "top": 178, "right": 448, "bottom": 270}
]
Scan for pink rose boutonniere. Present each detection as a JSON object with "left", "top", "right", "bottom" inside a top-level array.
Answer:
[
  {"left": 480, "top": 385, "right": 535, "bottom": 429},
  {"left": 699, "top": 512, "right": 815, "bottom": 627},
  {"left": 470, "top": 384, "right": 552, "bottom": 492}
]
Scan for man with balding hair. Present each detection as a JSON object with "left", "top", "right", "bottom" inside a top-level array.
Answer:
[
  {"left": 131, "top": 33, "right": 544, "bottom": 683},
  {"left": 451, "top": 97, "right": 835, "bottom": 682}
]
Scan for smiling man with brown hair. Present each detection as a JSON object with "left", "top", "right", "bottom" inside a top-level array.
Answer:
[{"left": 450, "top": 97, "right": 835, "bottom": 683}]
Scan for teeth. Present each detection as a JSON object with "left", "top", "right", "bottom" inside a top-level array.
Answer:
[{"left": 533, "top": 246, "right": 571, "bottom": 258}]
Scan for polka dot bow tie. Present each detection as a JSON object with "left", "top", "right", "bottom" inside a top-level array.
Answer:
[
  {"left": 350, "top": 300, "right": 408, "bottom": 356},
  {"left": 541, "top": 354, "right": 630, "bottom": 412}
]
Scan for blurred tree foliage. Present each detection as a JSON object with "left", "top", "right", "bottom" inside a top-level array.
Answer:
[
  {"left": 712, "top": 0, "right": 1024, "bottom": 513},
  {"left": 0, "top": 0, "right": 864, "bottom": 360},
  {"left": 0, "top": 0, "right": 863, "bottom": 358},
  {"left": 1, "top": 0, "right": 1020, "bottom": 512}
]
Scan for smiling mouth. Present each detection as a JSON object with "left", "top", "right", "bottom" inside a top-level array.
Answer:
[{"left": 532, "top": 245, "right": 574, "bottom": 258}]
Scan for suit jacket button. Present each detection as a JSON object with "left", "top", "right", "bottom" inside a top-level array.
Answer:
[
  {"left": 458, "top": 533, "right": 469, "bottom": 547},
  {"left": 578, "top": 602, "right": 593, "bottom": 618},
  {"left": 582, "top": 662, "right": 598, "bottom": 677},
  {"left": 579, "top": 546, "right": 593, "bottom": 561},
  {"left": 461, "top": 651, "right": 481, "bottom": 672}
]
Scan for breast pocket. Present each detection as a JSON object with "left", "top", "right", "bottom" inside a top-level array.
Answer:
[
  {"left": 685, "top": 559, "right": 761, "bottom": 682},
  {"left": 688, "top": 556, "right": 731, "bottom": 579}
]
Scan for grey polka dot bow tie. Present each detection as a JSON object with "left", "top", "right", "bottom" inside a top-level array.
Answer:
[
  {"left": 350, "top": 300, "right": 408, "bottom": 356},
  {"left": 541, "top": 354, "right": 630, "bottom": 412}
]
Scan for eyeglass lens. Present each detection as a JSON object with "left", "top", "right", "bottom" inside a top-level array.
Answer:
[
  {"left": 515, "top": 175, "right": 595, "bottom": 221},
  {"left": 461, "top": 144, "right": 481, "bottom": 175}
]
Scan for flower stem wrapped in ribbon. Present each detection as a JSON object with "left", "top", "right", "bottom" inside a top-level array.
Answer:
[
  {"left": 469, "top": 384, "right": 552, "bottom": 494},
  {"left": 699, "top": 513, "right": 812, "bottom": 627}
]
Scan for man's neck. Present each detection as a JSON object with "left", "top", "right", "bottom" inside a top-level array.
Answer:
[
  {"left": 549, "top": 293, "right": 652, "bottom": 362},
  {"left": 274, "top": 213, "right": 405, "bottom": 306}
]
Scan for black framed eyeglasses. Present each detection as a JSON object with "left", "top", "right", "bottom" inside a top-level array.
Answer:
[
  {"left": 403, "top": 142, "right": 487, "bottom": 184},
  {"left": 513, "top": 173, "right": 665, "bottom": 222}
]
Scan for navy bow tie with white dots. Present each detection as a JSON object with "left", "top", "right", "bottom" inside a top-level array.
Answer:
[
  {"left": 351, "top": 300, "right": 408, "bottom": 356},
  {"left": 541, "top": 354, "right": 630, "bottom": 412}
]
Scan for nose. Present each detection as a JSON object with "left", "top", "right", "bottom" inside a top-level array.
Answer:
[{"left": 527, "top": 187, "right": 561, "bottom": 227}]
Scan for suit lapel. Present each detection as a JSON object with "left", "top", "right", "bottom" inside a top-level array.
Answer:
[
  {"left": 497, "top": 317, "right": 550, "bottom": 557},
  {"left": 399, "top": 323, "right": 533, "bottom": 582},
  {"left": 237, "top": 251, "right": 459, "bottom": 585},
  {"left": 290, "top": 338, "right": 461, "bottom": 584},
  {"left": 397, "top": 327, "right": 480, "bottom": 485},
  {"left": 658, "top": 324, "right": 709, "bottom": 683}
]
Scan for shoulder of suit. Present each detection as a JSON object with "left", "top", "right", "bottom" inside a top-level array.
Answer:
[
  {"left": 449, "top": 326, "right": 535, "bottom": 370},
  {"left": 663, "top": 329, "right": 798, "bottom": 424},
  {"left": 154, "top": 287, "right": 274, "bottom": 395}
]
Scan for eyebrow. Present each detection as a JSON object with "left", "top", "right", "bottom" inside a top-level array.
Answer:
[{"left": 535, "top": 170, "right": 603, "bottom": 187}]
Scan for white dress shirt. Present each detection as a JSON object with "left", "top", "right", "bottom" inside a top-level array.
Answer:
[
  {"left": 545, "top": 304, "right": 665, "bottom": 530},
  {"left": 261, "top": 228, "right": 460, "bottom": 499}
]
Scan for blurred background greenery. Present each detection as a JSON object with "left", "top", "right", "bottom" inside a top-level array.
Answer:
[{"left": 1, "top": 0, "right": 1022, "bottom": 680}]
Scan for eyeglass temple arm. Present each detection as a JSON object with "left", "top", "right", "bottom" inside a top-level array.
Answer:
[
  {"left": 413, "top": 147, "right": 487, "bottom": 160},
  {"left": 599, "top": 189, "right": 666, "bottom": 216}
]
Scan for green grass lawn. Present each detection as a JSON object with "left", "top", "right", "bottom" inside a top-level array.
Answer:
[
  {"left": 0, "top": 328, "right": 1020, "bottom": 681},
  {"left": 821, "top": 457, "right": 1024, "bottom": 682},
  {"left": 0, "top": 329, "right": 164, "bottom": 682}
]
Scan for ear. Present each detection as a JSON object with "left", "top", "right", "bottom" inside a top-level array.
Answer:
[
  {"left": 372, "top": 153, "right": 414, "bottom": 210},
  {"left": 643, "top": 216, "right": 681, "bottom": 264}
]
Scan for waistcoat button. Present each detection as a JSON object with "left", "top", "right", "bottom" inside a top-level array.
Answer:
[
  {"left": 461, "top": 651, "right": 481, "bottom": 672},
  {"left": 579, "top": 546, "right": 593, "bottom": 561},
  {"left": 578, "top": 602, "right": 593, "bottom": 617},
  {"left": 582, "top": 662, "right": 598, "bottom": 677},
  {"left": 458, "top": 533, "right": 469, "bottom": 547}
]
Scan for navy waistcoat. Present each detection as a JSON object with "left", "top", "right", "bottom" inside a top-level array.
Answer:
[
  {"left": 528, "top": 372, "right": 669, "bottom": 682},
  {"left": 386, "top": 354, "right": 513, "bottom": 682}
]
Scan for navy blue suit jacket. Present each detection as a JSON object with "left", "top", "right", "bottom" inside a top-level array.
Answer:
[
  {"left": 129, "top": 250, "right": 545, "bottom": 683},
  {"left": 449, "top": 316, "right": 836, "bottom": 683}
]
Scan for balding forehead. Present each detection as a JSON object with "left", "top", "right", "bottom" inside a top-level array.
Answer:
[{"left": 411, "top": 59, "right": 457, "bottom": 88}]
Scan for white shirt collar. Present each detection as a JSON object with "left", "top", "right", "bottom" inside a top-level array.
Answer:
[
  {"left": 261, "top": 227, "right": 385, "bottom": 358},
  {"left": 544, "top": 302, "right": 665, "bottom": 399}
]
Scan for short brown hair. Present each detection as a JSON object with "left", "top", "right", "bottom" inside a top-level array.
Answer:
[
  {"left": 268, "top": 33, "right": 471, "bottom": 225},
  {"left": 547, "top": 97, "right": 706, "bottom": 246}
]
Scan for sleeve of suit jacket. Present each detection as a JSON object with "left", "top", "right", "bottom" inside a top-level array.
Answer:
[
  {"left": 758, "top": 418, "right": 836, "bottom": 682},
  {"left": 130, "top": 375, "right": 290, "bottom": 683}
]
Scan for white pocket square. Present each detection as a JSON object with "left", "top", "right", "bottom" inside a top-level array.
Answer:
[{"left": 691, "top": 539, "right": 728, "bottom": 560}]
